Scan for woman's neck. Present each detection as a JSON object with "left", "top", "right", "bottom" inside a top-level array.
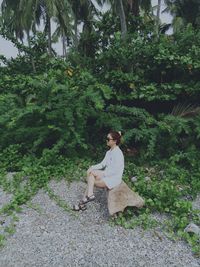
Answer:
[{"left": 110, "top": 144, "right": 117, "bottom": 150}]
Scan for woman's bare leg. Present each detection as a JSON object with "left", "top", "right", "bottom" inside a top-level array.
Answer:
[
  {"left": 83, "top": 169, "right": 93, "bottom": 197},
  {"left": 83, "top": 169, "right": 107, "bottom": 199},
  {"left": 94, "top": 179, "right": 107, "bottom": 188},
  {"left": 87, "top": 175, "right": 95, "bottom": 197}
]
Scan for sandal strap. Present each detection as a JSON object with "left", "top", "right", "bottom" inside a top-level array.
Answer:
[
  {"left": 73, "top": 203, "right": 87, "bottom": 211},
  {"left": 81, "top": 195, "right": 95, "bottom": 204},
  {"left": 87, "top": 194, "right": 95, "bottom": 201}
]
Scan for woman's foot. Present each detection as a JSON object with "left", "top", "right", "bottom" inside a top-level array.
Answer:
[
  {"left": 80, "top": 194, "right": 95, "bottom": 204},
  {"left": 72, "top": 203, "right": 87, "bottom": 211}
]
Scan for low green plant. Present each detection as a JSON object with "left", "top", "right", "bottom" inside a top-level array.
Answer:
[
  {"left": 119, "top": 158, "right": 200, "bottom": 256},
  {"left": 0, "top": 234, "right": 5, "bottom": 248},
  {"left": 45, "top": 185, "right": 76, "bottom": 216},
  {"left": 4, "top": 225, "right": 16, "bottom": 235}
]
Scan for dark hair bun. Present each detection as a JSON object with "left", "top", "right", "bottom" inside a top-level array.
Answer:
[{"left": 109, "top": 130, "right": 122, "bottom": 145}]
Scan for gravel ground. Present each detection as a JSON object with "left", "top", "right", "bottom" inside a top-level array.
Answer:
[
  {"left": 0, "top": 188, "right": 12, "bottom": 209},
  {"left": 0, "top": 188, "right": 13, "bottom": 236},
  {"left": 0, "top": 180, "right": 199, "bottom": 267}
]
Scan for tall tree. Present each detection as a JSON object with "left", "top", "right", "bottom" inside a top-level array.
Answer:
[
  {"left": 103, "top": 0, "right": 127, "bottom": 39},
  {"left": 69, "top": 0, "right": 102, "bottom": 48},
  {"left": 1, "top": 0, "right": 73, "bottom": 55},
  {"left": 52, "top": 0, "right": 73, "bottom": 57},
  {"left": 1, "top": 0, "right": 25, "bottom": 41},
  {"left": 103, "top": 0, "right": 152, "bottom": 39},
  {"left": 156, "top": 0, "right": 162, "bottom": 35},
  {"left": 164, "top": 0, "right": 200, "bottom": 31},
  {"left": 117, "top": 0, "right": 127, "bottom": 39},
  {"left": 126, "top": 0, "right": 151, "bottom": 16}
]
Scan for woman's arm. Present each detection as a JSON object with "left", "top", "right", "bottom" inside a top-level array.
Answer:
[
  {"left": 90, "top": 152, "right": 108, "bottom": 170},
  {"left": 103, "top": 151, "right": 124, "bottom": 177}
]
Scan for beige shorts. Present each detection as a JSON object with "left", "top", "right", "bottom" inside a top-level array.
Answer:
[{"left": 91, "top": 170, "right": 117, "bottom": 189}]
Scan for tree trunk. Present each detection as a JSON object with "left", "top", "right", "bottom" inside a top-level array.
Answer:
[
  {"left": 128, "top": 0, "right": 139, "bottom": 16},
  {"left": 156, "top": 0, "right": 161, "bottom": 36},
  {"left": 117, "top": 0, "right": 127, "bottom": 39},
  {"left": 62, "top": 33, "right": 67, "bottom": 58},
  {"left": 74, "top": 17, "right": 78, "bottom": 49},
  {"left": 27, "top": 30, "right": 36, "bottom": 73},
  {"left": 46, "top": 15, "right": 52, "bottom": 56}
]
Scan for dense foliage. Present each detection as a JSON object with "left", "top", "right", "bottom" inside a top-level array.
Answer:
[
  {"left": 0, "top": 2, "right": 200, "bottom": 255},
  {"left": 1, "top": 25, "right": 200, "bottom": 159}
]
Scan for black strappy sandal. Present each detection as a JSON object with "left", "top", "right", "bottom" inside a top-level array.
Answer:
[
  {"left": 72, "top": 203, "right": 87, "bottom": 211},
  {"left": 80, "top": 195, "right": 96, "bottom": 204}
]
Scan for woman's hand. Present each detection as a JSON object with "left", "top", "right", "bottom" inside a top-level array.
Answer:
[{"left": 87, "top": 167, "right": 103, "bottom": 179}]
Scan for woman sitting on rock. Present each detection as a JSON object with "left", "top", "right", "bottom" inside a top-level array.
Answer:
[{"left": 73, "top": 131, "right": 124, "bottom": 211}]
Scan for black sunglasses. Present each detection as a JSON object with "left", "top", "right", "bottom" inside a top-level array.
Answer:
[{"left": 106, "top": 137, "right": 114, "bottom": 141}]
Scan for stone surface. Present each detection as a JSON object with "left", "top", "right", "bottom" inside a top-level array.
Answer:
[
  {"left": 0, "top": 188, "right": 12, "bottom": 209},
  {"left": 131, "top": 176, "right": 138, "bottom": 183},
  {"left": 193, "top": 194, "right": 200, "bottom": 211},
  {"left": 107, "top": 181, "right": 145, "bottom": 216},
  {"left": 184, "top": 223, "right": 200, "bottom": 236}
]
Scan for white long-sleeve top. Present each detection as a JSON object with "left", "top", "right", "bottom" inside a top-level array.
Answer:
[{"left": 91, "top": 146, "right": 124, "bottom": 189}]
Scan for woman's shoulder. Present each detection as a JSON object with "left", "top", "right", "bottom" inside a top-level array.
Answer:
[
  {"left": 105, "top": 149, "right": 110, "bottom": 156},
  {"left": 114, "top": 146, "right": 124, "bottom": 155}
]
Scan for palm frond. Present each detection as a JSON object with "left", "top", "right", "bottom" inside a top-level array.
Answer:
[{"left": 171, "top": 103, "right": 200, "bottom": 118}]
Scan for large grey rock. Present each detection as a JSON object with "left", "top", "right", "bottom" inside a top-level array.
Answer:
[
  {"left": 184, "top": 223, "right": 200, "bottom": 236},
  {"left": 131, "top": 176, "right": 138, "bottom": 183},
  {"left": 192, "top": 194, "right": 200, "bottom": 211}
]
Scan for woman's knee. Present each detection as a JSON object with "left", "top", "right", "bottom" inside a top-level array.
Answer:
[{"left": 86, "top": 167, "right": 93, "bottom": 177}]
